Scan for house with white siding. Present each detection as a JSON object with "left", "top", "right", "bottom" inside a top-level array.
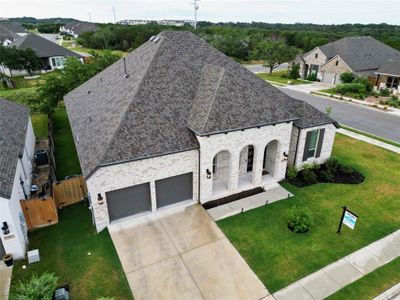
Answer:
[
  {"left": 65, "top": 31, "right": 339, "bottom": 232},
  {"left": 0, "top": 99, "right": 35, "bottom": 259}
]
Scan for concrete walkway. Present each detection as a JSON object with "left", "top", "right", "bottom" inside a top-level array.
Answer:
[
  {"left": 338, "top": 128, "right": 400, "bottom": 154},
  {"left": 208, "top": 183, "right": 293, "bottom": 221},
  {"left": 109, "top": 204, "right": 270, "bottom": 300},
  {"left": 0, "top": 261, "right": 12, "bottom": 300},
  {"left": 373, "top": 283, "right": 400, "bottom": 300},
  {"left": 273, "top": 229, "right": 400, "bottom": 300}
]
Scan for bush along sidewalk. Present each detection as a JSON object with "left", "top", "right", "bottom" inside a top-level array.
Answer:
[{"left": 287, "top": 157, "right": 365, "bottom": 187}]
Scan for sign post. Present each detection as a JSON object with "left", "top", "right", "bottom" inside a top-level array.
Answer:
[{"left": 337, "top": 206, "right": 358, "bottom": 234}]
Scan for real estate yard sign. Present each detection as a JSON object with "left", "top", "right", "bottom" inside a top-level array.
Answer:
[{"left": 337, "top": 206, "right": 358, "bottom": 234}]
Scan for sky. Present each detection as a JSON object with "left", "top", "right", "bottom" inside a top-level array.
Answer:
[{"left": 1, "top": 0, "right": 399, "bottom": 25}]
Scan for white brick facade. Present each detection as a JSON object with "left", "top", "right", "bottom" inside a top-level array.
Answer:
[
  {"left": 87, "top": 122, "right": 336, "bottom": 232},
  {"left": 87, "top": 150, "right": 199, "bottom": 232}
]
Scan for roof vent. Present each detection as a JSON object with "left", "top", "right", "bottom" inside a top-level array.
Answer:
[
  {"left": 149, "top": 35, "right": 156, "bottom": 41},
  {"left": 123, "top": 58, "right": 129, "bottom": 78},
  {"left": 153, "top": 36, "right": 161, "bottom": 43},
  {"left": 87, "top": 90, "right": 91, "bottom": 94}
]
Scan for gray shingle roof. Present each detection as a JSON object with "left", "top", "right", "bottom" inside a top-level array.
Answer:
[
  {"left": 64, "top": 21, "right": 98, "bottom": 35},
  {"left": 65, "top": 31, "right": 336, "bottom": 178},
  {"left": 12, "top": 33, "right": 82, "bottom": 58},
  {"left": 0, "top": 22, "right": 27, "bottom": 34},
  {"left": 0, "top": 26, "right": 19, "bottom": 43},
  {"left": 375, "top": 59, "right": 400, "bottom": 76},
  {"left": 0, "top": 99, "right": 30, "bottom": 199},
  {"left": 319, "top": 36, "right": 400, "bottom": 71}
]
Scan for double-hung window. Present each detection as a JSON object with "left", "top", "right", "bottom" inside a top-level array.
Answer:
[
  {"left": 307, "top": 130, "right": 319, "bottom": 158},
  {"left": 302, "top": 128, "right": 325, "bottom": 161}
]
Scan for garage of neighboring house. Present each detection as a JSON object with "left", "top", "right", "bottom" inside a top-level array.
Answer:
[
  {"left": 321, "top": 72, "right": 339, "bottom": 84},
  {"left": 156, "top": 172, "right": 193, "bottom": 209},
  {"left": 106, "top": 183, "right": 151, "bottom": 222}
]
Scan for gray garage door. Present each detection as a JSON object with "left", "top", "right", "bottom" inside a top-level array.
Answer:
[
  {"left": 156, "top": 173, "right": 193, "bottom": 208},
  {"left": 106, "top": 183, "right": 151, "bottom": 221}
]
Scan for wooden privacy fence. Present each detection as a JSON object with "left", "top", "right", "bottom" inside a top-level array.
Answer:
[
  {"left": 53, "top": 175, "right": 88, "bottom": 207},
  {"left": 21, "top": 197, "right": 58, "bottom": 230}
]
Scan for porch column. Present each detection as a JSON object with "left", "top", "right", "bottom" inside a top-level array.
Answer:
[
  {"left": 252, "top": 146, "right": 264, "bottom": 185},
  {"left": 228, "top": 152, "right": 240, "bottom": 191}
]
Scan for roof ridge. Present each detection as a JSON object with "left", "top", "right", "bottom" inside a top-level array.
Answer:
[
  {"left": 199, "top": 65, "right": 225, "bottom": 133},
  {"left": 96, "top": 36, "right": 166, "bottom": 172}
]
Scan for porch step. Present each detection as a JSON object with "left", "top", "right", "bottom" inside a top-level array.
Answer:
[{"left": 207, "top": 184, "right": 293, "bottom": 221}]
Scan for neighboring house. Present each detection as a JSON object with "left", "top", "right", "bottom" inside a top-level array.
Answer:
[
  {"left": 297, "top": 36, "right": 400, "bottom": 84},
  {"left": 65, "top": 31, "right": 338, "bottom": 232},
  {"left": 0, "top": 22, "right": 27, "bottom": 46},
  {"left": 0, "top": 99, "right": 35, "bottom": 259},
  {"left": 60, "top": 21, "right": 98, "bottom": 38},
  {"left": 374, "top": 59, "right": 400, "bottom": 93},
  {"left": 0, "top": 33, "right": 82, "bottom": 77}
]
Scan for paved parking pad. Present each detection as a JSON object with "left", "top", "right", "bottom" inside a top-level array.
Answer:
[{"left": 109, "top": 204, "right": 269, "bottom": 300}]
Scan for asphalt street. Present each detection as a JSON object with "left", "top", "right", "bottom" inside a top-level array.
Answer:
[{"left": 280, "top": 89, "right": 400, "bottom": 143}]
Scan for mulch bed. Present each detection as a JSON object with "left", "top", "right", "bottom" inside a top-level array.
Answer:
[
  {"left": 289, "top": 164, "right": 365, "bottom": 188},
  {"left": 202, "top": 187, "right": 264, "bottom": 210}
]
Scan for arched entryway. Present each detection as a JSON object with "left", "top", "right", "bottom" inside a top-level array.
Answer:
[
  {"left": 238, "top": 145, "right": 255, "bottom": 188},
  {"left": 262, "top": 140, "right": 279, "bottom": 180},
  {"left": 212, "top": 150, "right": 231, "bottom": 196}
]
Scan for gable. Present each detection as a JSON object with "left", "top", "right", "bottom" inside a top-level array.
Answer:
[
  {"left": 320, "top": 55, "right": 353, "bottom": 73},
  {"left": 302, "top": 47, "right": 327, "bottom": 65}
]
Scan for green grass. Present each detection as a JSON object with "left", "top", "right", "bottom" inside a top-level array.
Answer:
[
  {"left": 0, "top": 86, "right": 37, "bottom": 99},
  {"left": 11, "top": 203, "right": 133, "bottom": 300},
  {"left": 340, "top": 125, "right": 400, "bottom": 148},
  {"left": 52, "top": 110, "right": 82, "bottom": 180},
  {"left": 327, "top": 257, "right": 400, "bottom": 300},
  {"left": 257, "top": 70, "right": 311, "bottom": 85},
  {"left": 218, "top": 133, "right": 400, "bottom": 292},
  {"left": 319, "top": 88, "right": 337, "bottom": 95},
  {"left": 31, "top": 114, "right": 49, "bottom": 138}
]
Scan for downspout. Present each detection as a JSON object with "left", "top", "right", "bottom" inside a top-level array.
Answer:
[{"left": 197, "top": 148, "right": 201, "bottom": 204}]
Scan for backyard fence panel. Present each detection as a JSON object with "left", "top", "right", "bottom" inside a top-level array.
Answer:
[
  {"left": 20, "top": 197, "right": 58, "bottom": 230},
  {"left": 53, "top": 176, "right": 87, "bottom": 207}
]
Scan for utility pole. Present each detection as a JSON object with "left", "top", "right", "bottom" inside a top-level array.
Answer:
[
  {"left": 112, "top": 7, "right": 116, "bottom": 24},
  {"left": 88, "top": 12, "right": 92, "bottom": 22},
  {"left": 191, "top": 0, "right": 200, "bottom": 29}
]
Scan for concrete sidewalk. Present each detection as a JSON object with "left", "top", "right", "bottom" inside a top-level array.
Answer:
[
  {"left": 338, "top": 128, "right": 400, "bottom": 154},
  {"left": 273, "top": 230, "right": 400, "bottom": 300},
  {"left": 0, "top": 261, "right": 12, "bottom": 300},
  {"left": 373, "top": 283, "right": 400, "bottom": 300},
  {"left": 207, "top": 183, "right": 293, "bottom": 221}
]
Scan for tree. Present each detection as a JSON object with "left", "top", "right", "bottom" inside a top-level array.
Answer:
[
  {"left": 19, "top": 48, "right": 42, "bottom": 76},
  {"left": 252, "top": 40, "right": 299, "bottom": 75},
  {"left": 0, "top": 46, "right": 41, "bottom": 77},
  {"left": 340, "top": 71, "right": 355, "bottom": 83},
  {"left": 288, "top": 63, "right": 300, "bottom": 79}
]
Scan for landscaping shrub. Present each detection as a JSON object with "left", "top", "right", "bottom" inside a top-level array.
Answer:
[
  {"left": 387, "top": 95, "right": 400, "bottom": 108},
  {"left": 319, "top": 169, "right": 334, "bottom": 181},
  {"left": 13, "top": 272, "right": 58, "bottom": 300},
  {"left": 325, "top": 156, "right": 340, "bottom": 173},
  {"left": 288, "top": 63, "right": 300, "bottom": 79},
  {"left": 305, "top": 73, "right": 317, "bottom": 81},
  {"left": 287, "top": 205, "right": 314, "bottom": 233},
  {"left": 302, "top": 167, "right": 317, "bottom": 185},
  {"left": 339, "top": 71, "right": 355, "bottom": 83},
  {"left": 380, "top": 88, "right": 390, "bottom": 97},
  {"left": 353, "top": 76, "right": 373, "bottom": 92},
  {"left": 286, "top": 166, "right": 298, "bottom": 180},
  {"left": 339, "top": 164, "right": 353, "bottom": 175},
  {"left": 335, "top": 83, "right": 366, "bottom": 96}
]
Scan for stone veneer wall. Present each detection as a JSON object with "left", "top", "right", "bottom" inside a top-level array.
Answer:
[
  {"left": 87, "top": 150, "right": 199, "bottom": 232},
  {"left": 196, "top": 122, "right": 293, "bottom": 202}
]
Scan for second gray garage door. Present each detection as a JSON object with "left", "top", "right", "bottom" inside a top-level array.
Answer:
[
  {"left": 106, "top": 183, "right": 151, "bottom": 222},
  {"left": 156, "top": 173, "right": 193, "bottom": 208}
]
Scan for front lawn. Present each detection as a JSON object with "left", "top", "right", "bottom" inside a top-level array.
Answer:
[
  {"left": 257, "top": 70, "right": 311, "bottom": 85},
  {"left": 11, "top": 203, "right": 133, "bottom": 300},
  {"left": 52, "top": 110, "right": 82, "bottom": 180},
  {"left": 218, "top": 134, "right": 400, "bottom": 292},
  {"left": 327, "top": 257, "right": 400, "bottom": 300}
]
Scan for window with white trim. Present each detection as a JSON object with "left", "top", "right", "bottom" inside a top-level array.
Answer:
[
  {"left": 51, "top": 57, "right": 65, "bottom": 68},
  {"left": 307, "top": 130, "right": 319, "bottom": 158}
]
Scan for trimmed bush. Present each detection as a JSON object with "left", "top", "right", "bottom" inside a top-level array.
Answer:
[
  {"left": 13, "top": 272, "right": 58, "bottom": 300},
  {"left": 302, "top": 167, "right": 317, "bottom": 184},
  {"left": 380, "top": 88, "right": 390, "bottom": 96},
  {"left": 335, "top": 83, "right": 366, "bottom": 95},
  {"left": 353, "top": 76, "right": 373, "bottom": 92},
  {"left": 305, "top": 73, "right": 317, "bottom": 81},
  {"left": 286, "top": 166, "right": 298, "bottom": 180},
  {"left": 325, "top": 157, "right": 340, "bottom": 173},
  {"left": 287, "top": 205, "right": 314, "bottom": 233},
  {"left": 340, "top": 71, "right": 355, "bottom": 83},
  {"left": 339, "top": 164, "right": 353, "bottom": 175},
  {"left": 320, "top": 169, "right": 334, "bottom": 181},
  {"left": 288, "top": 63, "right": 300, "bottom": 79}
]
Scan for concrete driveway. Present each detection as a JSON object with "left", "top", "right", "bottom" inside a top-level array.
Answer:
[{"left": 109, "top": 204, "right": 269, "bottom": 300}]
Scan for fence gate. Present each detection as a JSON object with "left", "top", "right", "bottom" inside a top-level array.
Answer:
[
  {"left": 53, "top": 176, "right": 88, "bottom": 207},
  {"left": 20, "top": 197, "right": 58, "bottom": 230}
]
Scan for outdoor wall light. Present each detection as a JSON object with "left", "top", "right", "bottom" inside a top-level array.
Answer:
[
  {"left": 97, "top": 193, "right": 104, "bottom": 205},
  {"left": 2, "top": 222, "right": 10, "bottom": 235},
  {"left": 206, "top": 169, "right": 212, "bottom": 179},
  {"left": 283, "top": 152, "right": 289, "bottom": 161}
]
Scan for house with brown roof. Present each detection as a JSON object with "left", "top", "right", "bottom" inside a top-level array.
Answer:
[
  {"left": 65, "top": 31, "right": 338, "bottom": 232},
  {"left": 297, "top": 36, "right": 400, "bottom": 84}
]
